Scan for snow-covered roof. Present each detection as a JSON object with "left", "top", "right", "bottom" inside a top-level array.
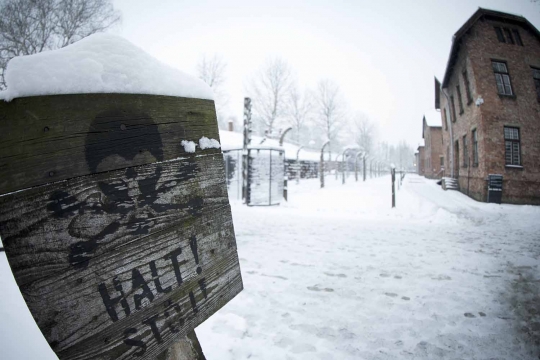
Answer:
[
  {"left": 0, "top": 34, "right": 213, "bottom": 101},
  {"left": 423, "top": 109, "right": 442, "bottom": 127},
  {"left": 219, "top": 130, "right": 321, "bottom": 161}
]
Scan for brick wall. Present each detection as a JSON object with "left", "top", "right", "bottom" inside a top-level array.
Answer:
[{"left": 418, "top": 146, "right": 425, "bottom": 176}]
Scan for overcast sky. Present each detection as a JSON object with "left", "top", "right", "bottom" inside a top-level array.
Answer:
[{"left": 113, "top": 0, "right": 540, "bottom": 148}]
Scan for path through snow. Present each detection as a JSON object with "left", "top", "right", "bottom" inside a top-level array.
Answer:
[{"left": 197, "top": 174, "right": 540, "bottom": 360}]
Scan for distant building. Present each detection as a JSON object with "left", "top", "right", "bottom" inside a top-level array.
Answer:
[
  {"left": 435, "top": 8, "right": 540, "bottom": 204},
  {"left": 417, "top": 146, "right": 425, "bottom": 176},
  {"left": 422, "top": 110, "right": 444, "bottom": 179}
]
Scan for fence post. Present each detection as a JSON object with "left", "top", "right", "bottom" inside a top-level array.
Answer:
[
  {"left": 296, "top": 146, "right": 304, "bottom": 185},
  {"left": 391, "top": 166, "right": 396, "bottom": 208},
  {"left": 342, "top": 148, "right": 351, "bottom": 185},
  {"left": 320, "top": 141, "right": 330, "bottom": 188},
  {"left": 280, "top": 127, "right": 292, "bottom": 200},
  {"left": 242, "top": 97, "right": 252, "bottom": 204},
  {"left": 363, "top": 156, "right": 367, "bottom": 182}
]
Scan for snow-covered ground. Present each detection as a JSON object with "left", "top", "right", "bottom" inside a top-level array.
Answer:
[
  {"left": 2, "top": 174, "right": 540, "bottom": 359},
  {"left": 197, "top": 174, "right": 540, "bottom": 360}
]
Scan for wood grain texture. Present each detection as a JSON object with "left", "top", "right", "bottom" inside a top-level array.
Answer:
[
  {"left": 1, "top": 156, "right": 242, "bottom": 359},
  {"left": 0, "top": 94, "right": 219, "bottom": 194},
  {"left": 0, "top": 94, "right": 242, "bottom": 359}
]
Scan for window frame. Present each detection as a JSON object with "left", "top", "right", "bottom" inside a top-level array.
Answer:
[
  {"left": 462, "top": 70, "right": 473, "bottom": 105},
  {"left": 456, "top": 85, "right": 464, "bottom": 114},
  {"left": 462, "top": 134, "right": 468, "bottom": 167},
  {"left": 504, "top": 126, "right": 521, "bottom": 166},
  {"left": 494, "top": 26, "right": 505, "bottom": 43},
  {"left": 532, "top": 67, "right": 540, "bottom": 102},
  {"left": 512, "top": 29, "right": 523, "bottom": 46},
  {"left": 503, "top": 28, "right": 515, "bottom": 44},
  {"left": 472, "top": 129, "right": 478, "bottom": 166},
  {"left": 492, "top": 60, "right": 514, "bottom": 96}
]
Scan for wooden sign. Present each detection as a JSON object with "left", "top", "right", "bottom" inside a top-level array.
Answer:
[{"left": 0, "top": 94, "right": 243, "bottom": 359}]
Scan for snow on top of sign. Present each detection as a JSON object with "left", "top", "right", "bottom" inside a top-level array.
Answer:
[
  {"left": 181, "top": 140, "right": 197, "bottom": 153},
  {"left": 0, "top": 33, "right": 213, "bottom": 101},
  {"left": 199, "top": 137, "right": 221, "bottom": 150},
  {"left": 423, "top": 109, "right": 442, "bottom": 127}
]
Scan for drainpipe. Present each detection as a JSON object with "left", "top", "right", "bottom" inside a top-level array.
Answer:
[{"left": 441, "top": 87, "right": 455, "bottom": 179}]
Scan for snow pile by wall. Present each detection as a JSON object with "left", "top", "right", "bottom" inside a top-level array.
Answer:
[{"left": 0, "top": 33, "right": 213, "bottom": 101}]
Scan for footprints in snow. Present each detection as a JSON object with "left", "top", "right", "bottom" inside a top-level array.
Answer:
[
  {"left": 464, "top": 311, "right": 487, "bottom": 318},
  {"left": 379, "top": 273, "right": 410, "bottom": 300},
  {"left": 384, "top": 292, "right": 410, "bottom": 301},
  {"left": 324, "top": 272, "right": 347, "bottom": 278},
  {"left": 307, "top": 285, "right": 334, "bottom": 292},
  {"left": 380, "top": 273, "right": 402, "bottom": 279}
]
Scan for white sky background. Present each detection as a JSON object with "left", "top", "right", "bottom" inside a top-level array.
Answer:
[{"left": 113, "top": 0, "right": 540, "bottom": 148}]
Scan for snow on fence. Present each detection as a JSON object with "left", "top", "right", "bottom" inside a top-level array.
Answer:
[{"left": 0, "top": 35, "right": 242, "bottom": 360}]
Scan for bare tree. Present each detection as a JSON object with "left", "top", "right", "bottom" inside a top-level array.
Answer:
[
  {"left": 197, "top": 53, "right": 226, "bottom": 89},
  {"left": 0, "top": 0, "right": 121, "bottom": 88},
  {"left": 249, "top": 57, "right": 292, "bottom": 135},
  {"left": 197, "top": 53, "right": 229, "bottom": 129},
  {"left": 314, "top": 79, "right": 346, "bottom": 156},
  {"left": 286, "top": 84, "right": 312, "bottom": 144},
  {"left": 353, "top": 113, "right": 376, "bottom": 156}
]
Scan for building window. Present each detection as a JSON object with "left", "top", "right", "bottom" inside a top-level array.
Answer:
[
  {"left": 492, "top": 61, "right": 513, "bottom": 96},
  {"left": 463, "top": 135, "right": 468, "bottom": 167},
  {"left": 463, "top": 70, "right": 473, "bottom": 104},
  {"left": 503, "top": 28, "right": 514, "bottom": 44},
  {"left": 440, "top": 156, "right": 444, "bottom": 167},
  {"left": 456, "top": 85, "right": 464, "bottom": 114},
  {"left": 513, "top": 29, "right": 523, "bottom": 46},
  {"left": 494, "top": 27, "right": 505, "bottom": 42},
  {"left": 450, "top": 95, "right": 457, "bottom": 122},
  {"left": 504, "top": 126, "right": 521, "bottom": 166},
  {"left": 472, "top": 129, "right": 478, "bottom": 166},
  {"left": 532, "top": 67, "right": 540, "bottom": 101},
  {"left": 495, "top": 26, "right": 523, "bottom": 46}
]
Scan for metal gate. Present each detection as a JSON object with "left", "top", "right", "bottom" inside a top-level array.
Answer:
[{"left": 223, "top": 147, "right": 284, "bottom": 206}]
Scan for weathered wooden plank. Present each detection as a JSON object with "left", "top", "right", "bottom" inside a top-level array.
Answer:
[
  {"left": 0, "top": 94, "right": 219, "bottom": 194},
  {"left": 0, "top": 93, "right": 242, "bottom": 359},
  {"left": 0, "top": 155, "right": 242, "bottom": 359}
]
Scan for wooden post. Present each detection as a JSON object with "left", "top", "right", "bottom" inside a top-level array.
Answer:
[{"left": 0, "top": 94, "right": 243, "bottom": 360}]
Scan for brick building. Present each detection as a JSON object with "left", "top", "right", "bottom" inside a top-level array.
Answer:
[
  {"left": 422, "top": 110, "right": 444, "bottom": 179},
  {"left": 436, "top": 8, "right": 540, "bottom": 204},
  {"left": 416, "top": 145, "right": 425, "bottom": 175}
]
